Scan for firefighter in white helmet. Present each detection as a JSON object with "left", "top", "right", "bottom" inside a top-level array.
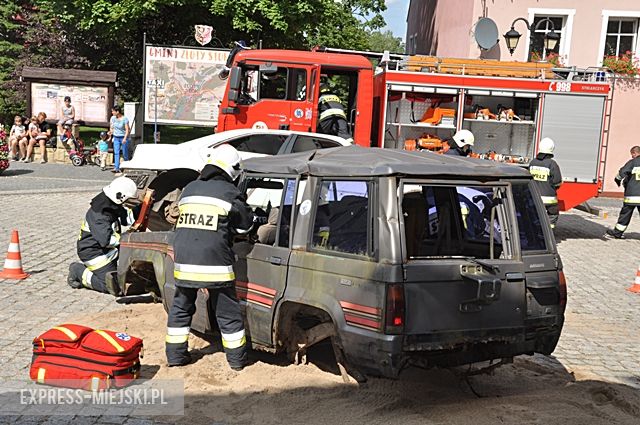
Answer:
[
  {"left": 68, "top": 176, "right": 138, "bottom": 295},
  {"left": 529, "top": 137, "right": 562, "bottom": 229},
  {"left": 166, "top": 144, "right": 254, "bottom": 370},
  {"left": 444, "top": 129, "right": 475, "bottom": 156}
]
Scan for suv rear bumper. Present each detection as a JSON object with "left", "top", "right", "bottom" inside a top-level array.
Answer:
[{"left": 339, "top": 322, "right": 562, "bottom": 378}]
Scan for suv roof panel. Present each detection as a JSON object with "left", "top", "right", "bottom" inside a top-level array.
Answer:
[{"left": 243, "top": 146, "right": 532, "bottom": 178}]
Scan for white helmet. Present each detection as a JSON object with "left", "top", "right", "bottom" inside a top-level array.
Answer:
[
  {"left": 203, "top": 144, "right": 242, "bottom": 180},
  {"left": 103, "top": 176, "right": 137, "bottom": 204},
  {"left": 452, "top": 129, "right": 475, "bottom": 148},
  {"left": 538, "top": 137, "right": 555, "bottom": 154}
]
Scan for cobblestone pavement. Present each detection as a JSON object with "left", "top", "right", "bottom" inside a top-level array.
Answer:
[{"left": 0, "top": 179, "right": 639, "bottom": 422}]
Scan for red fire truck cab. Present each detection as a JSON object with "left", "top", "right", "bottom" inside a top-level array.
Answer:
[{"left": 218, "top": 49, "right": 611, "bottom": 211}]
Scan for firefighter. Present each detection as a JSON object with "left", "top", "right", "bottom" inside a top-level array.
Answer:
[
  {"left": 606, "top": 145, "right": 640, "bottom": 239},
  {"left": 444, "top": 129, "right": 475, "bottom": 156},
  {"left": 67, "top": 177, "right": 138, "bottom": 295},
  {"left": 317, "top": 82, "right": 352, "bottom": 141},
  {"left": 529, "top": 137, "right": 562, "bottom": 229},
  {"left": 166, "top": 144, "right": 254, "bottom": 370},
  {"left": 218, "top": 40, "right": 249, "bottom": 80}
]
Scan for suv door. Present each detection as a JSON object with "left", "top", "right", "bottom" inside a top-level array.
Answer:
[
  {"left": 399, "top": 181, "right": 527, "bottom": 348},
  {"left": 235, "top": 176, "right": 300, "bottom": 346}
]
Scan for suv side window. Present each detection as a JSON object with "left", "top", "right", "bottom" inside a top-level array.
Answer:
[
  {"left": 311, "top": 180, "right": 372, "bottom": 256},
  {"left": 291, "top": 136, "right": 343, "bottom": 153},
  {"left": 511, "top": 181, "right": 548, "bottom": 252},
  {"left": 225, "top": 134, "right": 287, "bottom": 155},
  {"left": 245, "top": 176, "right": 286, "bottom": 246}
]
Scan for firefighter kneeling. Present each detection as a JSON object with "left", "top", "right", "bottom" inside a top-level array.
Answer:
[
  {"left": 529, "top": 137, "right": 562, "bottom": 229},
  {"left": 166, "top": 144, "right": 254, "bottom": 370},
  {"left": 67, "top": 177, "right": 138, "bottom": 295}
]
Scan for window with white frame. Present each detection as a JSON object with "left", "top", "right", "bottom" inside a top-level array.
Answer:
[
  {"left": 528, "top": 15, "right": 564, "bottom": 61},
  {"left": 605, "top": 18, "right": 638, "bottom": 56}
]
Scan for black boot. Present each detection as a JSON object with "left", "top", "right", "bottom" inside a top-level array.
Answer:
[
  {"left": 105, "top": 271, "right": 123, "bottom": 296},
  {"left": 67, "top": 263, "right": 84, "bottom": 289}
]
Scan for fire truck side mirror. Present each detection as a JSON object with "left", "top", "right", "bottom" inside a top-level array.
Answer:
[{"left": 228, "top": 67, "right": 242, "bottom": 103}]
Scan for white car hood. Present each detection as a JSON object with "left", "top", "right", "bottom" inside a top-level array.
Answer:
[{"left": 121, "top": 143, "right": 265, "bottom": 171}]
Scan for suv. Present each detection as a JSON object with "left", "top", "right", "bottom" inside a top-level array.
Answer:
[{"left": 118, "top": 146, "right": 566, "bottom": 378}]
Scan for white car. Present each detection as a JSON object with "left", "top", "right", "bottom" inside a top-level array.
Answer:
[{"left": 122, "top": 129, "right": 351, "bottom": 230}]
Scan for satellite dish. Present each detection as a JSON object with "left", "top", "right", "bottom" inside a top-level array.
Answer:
[{"left": 475, "top": 17, "right": 499, "bottom": 50}]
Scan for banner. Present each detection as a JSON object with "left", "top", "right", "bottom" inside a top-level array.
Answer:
[
  {"left": 144, "top": 45, "right": 230, "bottom": 126},
  {"left": 30, "top": 83, "right": 110, "bottom": 126}
]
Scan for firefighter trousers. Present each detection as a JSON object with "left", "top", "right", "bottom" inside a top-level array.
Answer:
[
  {"left": 611, "top": 204, "right": 640, "bottom": 237},
  {"left": 68, "top": 260, "right": 117, "bottom": 294},
  {"left": 318, "top": 116, "right": 351, "bottom": 140},
  {"left": 544, "top": 203, "right": 559, "bottom": 229},
  {"left": 166, "top": 285, "right": 248, "bottom": 368}
]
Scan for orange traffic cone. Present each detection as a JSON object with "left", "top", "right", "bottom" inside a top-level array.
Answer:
[
  {"left": 627, "top": 265, "right": 640, "bottom": 294},
  {"left": 0, "top": 230, "right": 30, "bottom": 280}
]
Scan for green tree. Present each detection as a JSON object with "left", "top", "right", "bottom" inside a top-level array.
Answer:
[
  {"left": 367, "top": 29, "right": 405, "bottom": 53},
  {"left": 0, "top": 1, "right": 28, "bottom": 122}
]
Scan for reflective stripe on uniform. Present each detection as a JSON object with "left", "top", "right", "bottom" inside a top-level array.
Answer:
[
  {"left": 632, "top": 166, "right": 640, "bottom": 180},
  {"left": 166, "top": 327, "right": 190, "bottom": 344},
  {"left": 84, "top": 249, "right": 118, "bottom": 271},
  {"left": 623, "top": 196, "right": 640, "bottom": 204},
  {"left": 94, "top": 330, "right": 125, "bottom": 353},
  {"left": 37, "top": 367, "right": 46, "bottom": 384},
  {"left": 179, "top": 196, "right": 232, "bottom": 212},
  {"left": 529, "top": 165, "right": 550, "bottom": 182},
  {"left": 124, "top": 207, "right": 136, "bottom": 226},
  {"left": 319, "top": 94, "right": 341, "bottom": 104},
  {"left": 81, "top": 268, "right": 94, "bottom": 289},
  {"left": 221, "top": 329, "right": 246, "bottom": 350},
  {"left": 319, "top": 108, "right": 347, "bottom": 121},
  {"left": 80, "top": 220, "right": 91, "bottom": 232},
  {"left": 541, "top": 196, "right": 558, "bottom": 205},
  {"left": 615, "top": 223, "right": 628, "bottom": 232},
  {"left": 108, "top": 232, "right": 121, "bottom": 247},
  {"left": 53, "top": 326, "right": 78, "bottom": 340},
  {"left": 174, "top": 263, "right": 235, "bottom": 282}
]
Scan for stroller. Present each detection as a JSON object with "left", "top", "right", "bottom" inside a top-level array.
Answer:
[{"left": 60, "top": 124, "right": 97, "bottom": 166}]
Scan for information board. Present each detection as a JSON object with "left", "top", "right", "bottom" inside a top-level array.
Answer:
[{"left": 144, "top": 45, "right": 229, "bottom": 126}]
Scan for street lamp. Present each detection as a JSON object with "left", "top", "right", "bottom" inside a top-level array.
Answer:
[{"left": 503, "top": 17, "right": 560, "bottom": 57}]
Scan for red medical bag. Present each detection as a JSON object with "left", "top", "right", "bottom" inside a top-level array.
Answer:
[{"left": 30, "top": 324, "right": 143, "bottom": 390}]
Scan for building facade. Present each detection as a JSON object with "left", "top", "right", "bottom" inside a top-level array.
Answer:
[{"left": 406, "top": 0, "right": 640, "bottom": 195}]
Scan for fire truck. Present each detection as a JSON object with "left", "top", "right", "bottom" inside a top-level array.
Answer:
[{"left": 217, "top": 48, "right": 612, "bottom": 211}]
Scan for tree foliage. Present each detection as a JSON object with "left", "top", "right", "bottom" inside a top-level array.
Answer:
[
  {"left": 367, "top": 30, "right": 405, "bottom": 54},
  {"left": 0, "top": 0, "right": 388, "bottom": 120}
]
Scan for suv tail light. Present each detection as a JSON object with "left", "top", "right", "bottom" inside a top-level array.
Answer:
[
  {"left": 558, "top": 271, "right": 567, "bottom": 309},
  {"left": 385, "top": 284, "right": 405, "bottom": 334}
]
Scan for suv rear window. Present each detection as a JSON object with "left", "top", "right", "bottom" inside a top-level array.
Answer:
[
  {"left": 401, "top": 183, "right": 512, "bottom": 260},
  {"left": 511, "top": 181, "right": 548, "bottom": 252}
]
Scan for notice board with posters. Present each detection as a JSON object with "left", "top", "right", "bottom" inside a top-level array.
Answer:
[
  {"left": 144, "top": 44, "right": 230, "bottom": 126},
  {"left": 22, "top": 67, "right": 116, "bottom": 127}
]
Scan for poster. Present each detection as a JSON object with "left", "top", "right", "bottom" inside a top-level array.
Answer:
[
  {"left": 144, "top": 45, "right": 230, "bottom": 126},
  {"left": 30, "top": 83, "right": 109, "bottom": 125}
]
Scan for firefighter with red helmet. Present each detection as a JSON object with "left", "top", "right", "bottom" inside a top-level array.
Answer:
[
  {"left": 529, "top": 137, "right": 562, "bottom": 229},
  {"left": 317, "top": 80, "right": 352, "bottom": 141},
  {"left": 606, "top": 145, "right": 640, "bottom": 239},
  {"left": 67, "top": 176, "right": 138, "bottom": 295},
  {"left": 166, "top": 144, "right": 254, "bottom": 370}
]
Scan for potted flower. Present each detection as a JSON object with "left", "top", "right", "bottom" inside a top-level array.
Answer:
[
  {"left": 0, "top": 125, "right": 9, "bottom": 175},
  {"left": 530, "top": 51, "right": 565, "bottom": 67},
  {"left": 602, "top": 51, "right": 640, "bottom": 76}
]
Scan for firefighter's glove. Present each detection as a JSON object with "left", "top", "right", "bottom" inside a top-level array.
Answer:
[{"left": 614, "top": 177, "right": 622, "bottom": 187}]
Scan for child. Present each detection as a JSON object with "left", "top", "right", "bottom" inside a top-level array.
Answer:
[
  {"left": 57, "top": 96, "right": 75, "bottom": 137},
  {"left": 97, "top": 131, "right": 110, "bottom": 171},
  {"left": 8, "top": 115, "right": 27, "bottom": 161}
]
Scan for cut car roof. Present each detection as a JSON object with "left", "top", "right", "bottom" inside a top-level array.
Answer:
[{"left": 243, "top": 146, "right": 532, "bottom": 178}]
